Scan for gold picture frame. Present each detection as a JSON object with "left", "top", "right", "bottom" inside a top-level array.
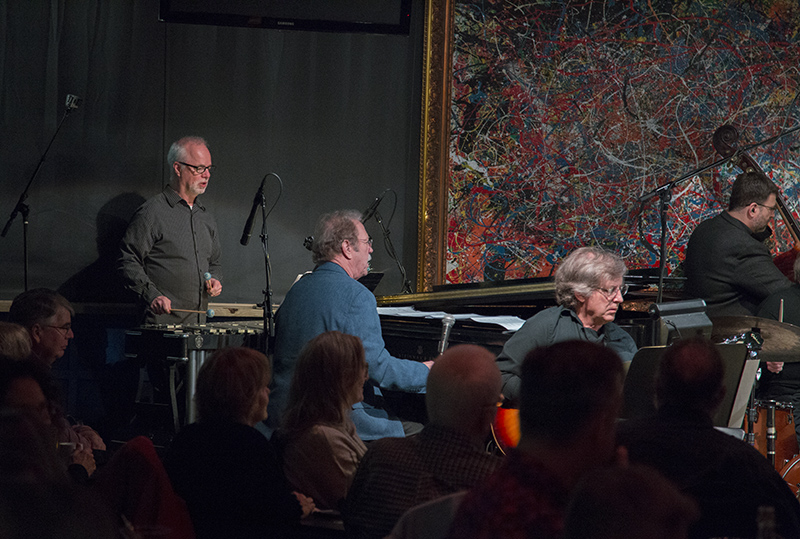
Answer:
[{"left": 416, "top": 0, "right": 454, "bottom": 293}]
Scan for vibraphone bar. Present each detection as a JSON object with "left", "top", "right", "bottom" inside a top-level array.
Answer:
[{"left": 125, "top": 321, "right": 265, "bottom": 428}]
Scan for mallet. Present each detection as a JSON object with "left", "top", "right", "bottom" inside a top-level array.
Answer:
[{"left": 172, "top": 308, "right": 216, "bottom": 318}]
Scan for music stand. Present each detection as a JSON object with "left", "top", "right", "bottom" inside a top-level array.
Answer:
[
  {"left": 649, "top": 299, "right": 712, "bottom": 346},
  {"left": 620, "top": 343, "right": 756, "bottom": 428}
]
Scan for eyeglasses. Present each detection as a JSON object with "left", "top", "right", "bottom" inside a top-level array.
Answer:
[
  {"left": 595, "top": 284, "right": 629, "bottom": 299},
  {"left": 352, "top": 237, "right": 373, "bottom": 247},
  {"left": 178, "top": 161, "right": 216, "bottom": 175},
  {"left": 756, "top": 202, "right": 779, "bottom": 212},
  {"left": 46, "top": 324, "right": 72, "bottom": 338}
]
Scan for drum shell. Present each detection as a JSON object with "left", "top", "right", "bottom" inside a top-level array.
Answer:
[{"left": 745, "top": 400, "right": 799, "bottom": 471}]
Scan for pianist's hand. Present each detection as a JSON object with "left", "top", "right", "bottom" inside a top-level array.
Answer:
[{"left": 423, "top": 360, "right": 434, "bottom": 369}]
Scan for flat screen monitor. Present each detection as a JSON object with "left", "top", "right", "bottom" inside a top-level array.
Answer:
[{"left": 160, "top": 0, "right": 413, "bottom": 35}]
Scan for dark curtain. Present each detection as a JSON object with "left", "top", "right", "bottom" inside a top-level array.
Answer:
[{"left": 0, "top": 0, "right": 423, "bottom": 303}]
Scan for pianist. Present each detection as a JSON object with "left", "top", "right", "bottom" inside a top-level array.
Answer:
[
  {"left": 495, "top": 246, "right": 637, "bottom": 404},
  {"left": 269, "top": 210, "right": 432, "bottom": 441}
]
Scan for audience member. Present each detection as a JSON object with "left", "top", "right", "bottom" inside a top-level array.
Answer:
[
  {"left": 164, "top": 347, "right": 314, "bottom": 539},
  {"left": 9, "top": 288, "right": 74, "bottom": 367},
  {"left": 0, "top": 359, "right": 96, "bottom": 479},
  {"left": 7, "top": 289, "right": 106, "bottom": 453},
  {"left": 447, "top": 340, "right": 625, "bottom": 539},
  {"left": 345, "top": 344, "right": 503, "bottom": 539},
  {"left": 280, "top": 331, "right": 369, "bottom": 511},
  {"left": 0, "top": 321, "right": 32, "bottom": 360},
  {"left": 0, "top": 408, "right": 118, "bottom": 539},
  {"left": 617, "top": 337, "right": 800, "bottom": 539},
  {"left": 563, "top": 464, "right": 699, "bottom": 539}
]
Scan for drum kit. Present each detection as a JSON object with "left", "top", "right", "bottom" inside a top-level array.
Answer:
[{"left": 711, "top": 315, "right": 800, "bottom": 495}]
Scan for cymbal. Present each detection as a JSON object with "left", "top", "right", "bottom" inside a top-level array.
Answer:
[{"left": 710, "top": 316, "right": 800, "bottom": 362}]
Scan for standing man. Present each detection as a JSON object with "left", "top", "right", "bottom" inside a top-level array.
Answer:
[
  {"left": 684, "top": 170, "right": 790, "bottom": 317},
  {"left": 495, "top": 246, "right": 637, "bottom": 404},
  {"left": 270, "top": 210, "right": 431, "bottom": 440},
  {"left": 119, "top": 136, "right": 222, "bottom": 324}
]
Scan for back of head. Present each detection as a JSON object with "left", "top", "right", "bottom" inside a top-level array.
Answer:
[
  {"left": 311, "top": 210, "right": 362, "bottom": 265},
  {"left": 195, "top": 347, "right": 270, "bottom": 423},
  {"left": 656, "top": 337, "right": 725, "bottom": 414},
  {"left": 0, "top": 322, "right": 32, "bottom": 360},
  {"left": 425, "top": 344, "right": 501, "bottom": 437},
  {"left": 9, "top": 288, "right": 74, "bottom": 330},
  {"left": 283, "top": 331, "right": 367, "bottom": 432},
  {"left": 519, "top": 340, "right": 623, "bottom": 443},
  {"left": 728, "top": 170, "right": 778, "bottom": 211},
  {"left": 564, "top": 464, "right": 699, "bottom": 539},
  {"left": 555, "top": 247, "right": 627, "bottom": 310}
]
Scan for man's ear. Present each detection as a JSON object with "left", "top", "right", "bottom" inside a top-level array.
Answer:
[
  {"left": 172, "top": 161, "right": 182, "bottom": 177},
  {"left": 341, "top": 239, "right": 354, "bottom": 260},
  {"left": 29, "top": 324, "right": 44, "bottom": 344}
]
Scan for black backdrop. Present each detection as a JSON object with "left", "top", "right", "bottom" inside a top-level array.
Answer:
[{"left": 0, "top": 0, "right": 425, "bottom": 305}]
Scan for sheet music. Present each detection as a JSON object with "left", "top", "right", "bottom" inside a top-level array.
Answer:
[{"left": 377, "top": 306, "right": 525, "bottom": 331}]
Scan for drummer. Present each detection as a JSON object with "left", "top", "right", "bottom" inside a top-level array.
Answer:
[{"left": 756, "top": 255, "right": 800, "bottom": 447}]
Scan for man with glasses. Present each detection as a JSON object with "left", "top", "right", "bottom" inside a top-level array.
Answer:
[
  {"left": 684, "top": 170, "right": 790, "bottom": 317},
  {"left": 119, "top": 136, "right": 222, "bottom": 324},
  {"left": 9, "top": 288, "right": 74, "bottom": 367},
  {"left": 270, "top": 210, "right": 432, "bottom": 440},
  {"left": 8, "top": 288, "right": 106, "bottom": 453},
  {"left": 495, "top": 246, "right": 637, "bottom": 404}
]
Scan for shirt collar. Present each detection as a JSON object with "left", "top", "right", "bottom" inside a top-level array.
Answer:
[{"left": 163, "top": 185, "right": 205, "bottom": 211}]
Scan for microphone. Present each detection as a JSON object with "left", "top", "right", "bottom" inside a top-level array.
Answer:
[
  {"left": 240, "top": 177, "right": 266, "bottom": 246},
  {"left": 437, "top": 314, "right": 455, "bottom": 355},
  {"left": 65, "top": 94, "right": 82, "bottom": 110},
  {"left": 361, "top": 192, "right": 385, "bottom": 223}
]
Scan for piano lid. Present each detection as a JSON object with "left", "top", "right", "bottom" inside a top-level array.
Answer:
[
  {"left": 375, "top": 269, "right": 685, "bottom": 317},
  {"left": 376, "top": 276, "right": 556, "bottom": 315}
]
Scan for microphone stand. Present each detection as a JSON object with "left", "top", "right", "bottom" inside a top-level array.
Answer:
[
  {"left": 258, "top": 194, "right": 276, "bottom": 356},
  {"left": 373, "top": 209, "right": 413, "bottom": 294},
  {"left": 240, "top": 173, "right": 282, "bottom": 356},
  {"left": 2, "top": 101, "right": 78, "bottom": 291}
]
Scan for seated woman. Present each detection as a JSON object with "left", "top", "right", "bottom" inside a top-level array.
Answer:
[
  {"left": 280, "top": 331, "right": 369, "bottom": 511},
  {"left": 164, "top": 347, "right": 314, "bottom": 539}
]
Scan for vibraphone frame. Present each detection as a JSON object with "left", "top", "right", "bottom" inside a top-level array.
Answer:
[{"left": 125, "top": 321, "right": 265, "bottom": 429}]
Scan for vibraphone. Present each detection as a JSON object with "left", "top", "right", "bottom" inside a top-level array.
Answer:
[{"left": 125, "top": 321, "right": 265, "bottom": 429}]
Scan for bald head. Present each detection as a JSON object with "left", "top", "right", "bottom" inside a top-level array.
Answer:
[{"left": 426, "top": 345, "right": 502, "bottom": 440}]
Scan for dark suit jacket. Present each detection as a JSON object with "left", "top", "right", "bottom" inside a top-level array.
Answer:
[{"left": 684, "top": 212, "right": 790, "bottom": 316}]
